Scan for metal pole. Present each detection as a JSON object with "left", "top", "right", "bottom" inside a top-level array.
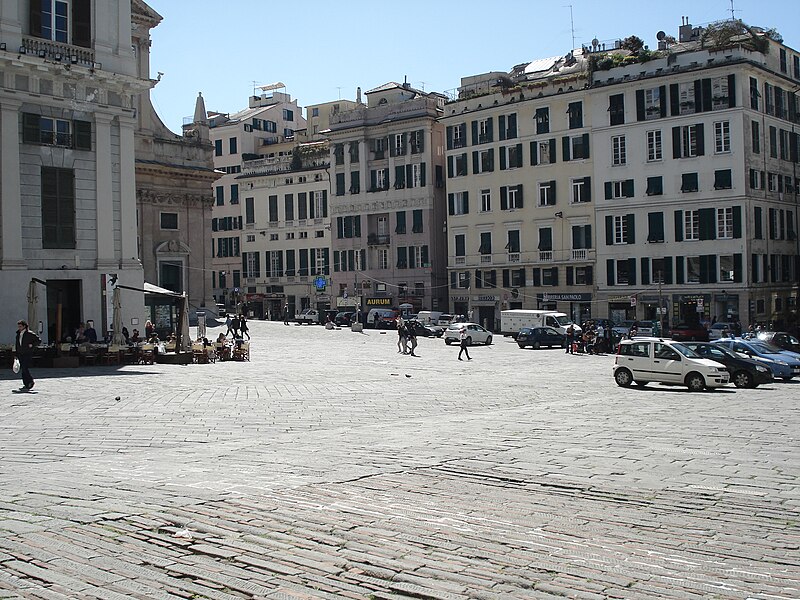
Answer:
[{"left": 658, "top": 270, "right": 664, "bottom": 337}]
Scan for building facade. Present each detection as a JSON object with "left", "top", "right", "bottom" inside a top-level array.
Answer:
[
  {"left": 592, "top": 20, "right": 800, "bottom": 330},
  {"left": 208, "top": 89, "right": 306, "bottom": 313},
  {"left": 442, "top": 55, "right": 596, "bottom": 330},
  {"left": 0, "top": 0, "right": 151, "bottom": 342},
  {"left": 132, "top": 1, "right": 217, "bottom": 321},
  {"left": 326, "top": 83, "right": 449, "bottom": 318}
]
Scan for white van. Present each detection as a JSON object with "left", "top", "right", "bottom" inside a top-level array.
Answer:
[
  {"left": 416, "top": 310, "right": 443, "bottom": 325},
  {"left": 500, "top": 309, "right": 581, "bottom": 338},
  {"left": 366, "top": 308, "right": 398, "bottom": 329}
]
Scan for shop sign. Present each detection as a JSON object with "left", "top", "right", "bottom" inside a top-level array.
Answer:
[
  {"left": 452, "top": 296, "right": 470, "bottom": 302},
  {"left": 476, "top": 295, "right": 498, "bottom": 302},
  {"left": 537, "top": 293, "right": 592, "bottom": 302},
  {"left": 366, "top": 297, "right": 392, "bottom": 306}
]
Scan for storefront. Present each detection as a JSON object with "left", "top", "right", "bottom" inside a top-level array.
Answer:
[
  {"left": 537, "top": 293, "right": 592, "bottom": 324},
  {"left": 452, "top": 295, "right": 469, "bottom": 320},
  {"left": 672, "top": 293, "right": 710, "bottom": 326},
  {"left": 472, "top": 295, "right": 499, "bottom": 331},
  {"left": 608, "top": 295, "right": 635, "bottom": 324},
  {"left": 712, "top": 292, "right": 740, "bottom": 324}
]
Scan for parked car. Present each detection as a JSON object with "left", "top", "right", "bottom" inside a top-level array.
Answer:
[
  {"left": 632, "top": 320, "right": 661, "bottom": 336},
  {"left": 334, "top": 311, "right": 356, "bottom": 326},
  {"left": 681, "top": 342, "right": 773, "bottom": 388},
  {"left": 405, "top": 320, "right": 443, "bottom": 338},
  {"left": 713, "top": 338, "right": 800, "bottom": 381},
  {"left": 669, "top": 323, "right": 710, "bottom": 342},
  {"left": 295, "top": 308, "right": 319, "bottom": 324},
  {"left": 516, "top": 326, "right": 567, "bottom": 349},
  {"left": 757, "top": 331, "right": 800, "bottom": 353},
  {"left": 612, "top": 320, "right": 636, "bottom": 337},
  {"left": 366, "top": 308, "right": 398, "bottom": 329},
  {"left": 613, "top": 337, "right": 730, "bottom": 391},
  {"left": 443, "top": 323, "right": 493, "bottom": 346},
  {"left": 708, "top": 322, "right": 738, "bottom": 340},
  {"left": 437, "top": 313, "right": 456, "bottom": 326}
]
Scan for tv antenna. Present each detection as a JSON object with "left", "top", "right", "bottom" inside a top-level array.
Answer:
[
  {"left": 729, "top": 0, "right": 737, "bottom": 20},
  {"left": 336, "top": 86, "right": 342, "bottom": 100},
  {"left": 565, "top": 5, "right": 575, "bottom": 50}
]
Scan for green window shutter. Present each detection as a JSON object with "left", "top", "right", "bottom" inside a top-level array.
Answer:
[
  {"left": 406, "top": 164, "right": 413, "bottom": 187},
  {"left": 499, "top": 147, "right": 507, "bottom": 170},
  {"left": 471, "top": 121, "right": 478, "bottom": 145},
  {"left": 487, "top": 149, "right": 494, "bottom": 171},
  {"left": 572, "top": 225, "right": 581, "bottom": 249},
  {"left": 463, "top": 191, "right": 469, "bottom": 214},
  {"left": 674, "top": 210, "right": 683, "bottom": 241},
  {"left": 446, "top": 126, "right": 453, "bottom": 150},
  {"left": 733, "top": 253, "right": 743, "bottom": 282},
  {"left": 73, "top": 120, "right": 92, "bottom": 150},
  {"left": 448, "top": 194, "right": 455, "bottom": 216},
  {"left": 354, "top": 215, "right": 361, "bottom": 237},
  {"left": 699, "top": 255, "right": 709, "bottom": 283},
  {"left": 562, "top": 136, "right": 571, "bottom": 161},
  {"left": 663, "top": 257, "right": 673, "bottom": 284},
  {"left": 728, "top": 74, "right": 736, "bottom": 108},
  {"left": 500, "top": 187, "right": 508, "bottom": 211},
  {"left": 659, "top": 85, "right": 668, "bottom": 117},
  {"left": 754, "top": 207, "right": 762, "bottom": 239},
  {"left": 636, "top": 89, "right": 645, "bottom": 121},
  {"left": 242, "top": 252, "right": 248, "bottom": 276},
  {"left": 472, "top": 151, "right": 479, "bottom": 174},
  {"left": 550, "top": 267, "right": 558, "bottom": 286},
  {"left": 337, "top": 217, "right": 344, "bottom": 239},
  {"left": 626, "top": 213, "right": 635, "bottom": 244},
  {"left": 672, "top": 126, "right": 681, "bottom": 159},
  {"left": 72, "top": 0, "right": 91, "bottom": 48},
  {"left": 605, "top": 215, "right": 613, "bottom": 245},
  {"left": 623, "top": 179, "right": 634, "bottom": 197},
  {"left": 395, "top": 165, "right": 405, "bottom": 188},
  {"left": 322, "top": 248, "right": 330, "bottom": 275},
  {"left": 566, "top": 266, "right": 574, "bottom": 285},
  {"left": 696, "top": 123, "right": 705, "bottom": 155},
  {"left": 420, "top": 163, "right": 426, "bottom": 186},
  {"left": 675, "top": 256, "right": 685, "bottom": 284},
  {"left": 333, "top": 250, "right": 339, "bottom": 272},
  {"left": 530, "top": 141, "right": 538, "bottom": 166},
  {"left": 549, "top": 138, "right": 556, "bottom": 163},
  {"left": 515, "top": 143, "right": 523, "bottom": 168},
  {"left": 707, "top": 254, "right": 717, "bottom": 284},
  {"left": 670, "top": 83, "right": 680, "bottom": 115},
  {"left": 22, "top": 113, "right": 40, "bottom": 143},
  {"left": 582, "top": 133, "right": 590, "bottom": 159},
  {"left": 698, "top": 207, "right": 716, "bottom": 240},
  {"left": 701, "top": 78, "right": 713, "bottom": 112},
  {"left": 517, "top": 184, "right": 525, "bottom": 208},
  {"left": 605, "top": 182, "right": 612, "bottom": 199},
  {"left": 532, "top": 268, "right": 541, "bottom": 287},
  {"left": 733, "top": 206, "right": 742, "bottom": 238},
  {"left": 396, "top": 246, "right": 407, "bottom": 269},
  {"left": 583, "top": 177, "right": 592, "bottom": 202},
  {"left": 628, "top": 258, "right": 637, "bottom": 285},
  {"left": 641, "top": 258, "right": 650, "bottom": 285},
  {"left": 447, "top": 156, "right": 454, "bottom": 178},
  {"left": 498, "top": 115, "right": 506, "bottom": 141},
  {"left": 606, "top": 260, "right": 615, "bottom": 286},
  {"left": 421, "top": 245, "right": 428, "bottom": 266}
]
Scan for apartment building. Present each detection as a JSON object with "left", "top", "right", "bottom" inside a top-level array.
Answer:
[
  {"left": 592, "top": 20, "right": 800, "bottom": 328},
  {"left": 0, "top": 0, "right": 151, "bottom": 342},
  {"left": 326, "top": 83, "right": 448, "bottom": 317},
  {"left": 442, "top": 54, "right": 596, "bottom": 329},
  {"left": 208, "top": 89, "right": 305, "bottom": 313}
]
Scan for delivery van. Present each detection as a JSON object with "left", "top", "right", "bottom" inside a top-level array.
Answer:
[{"left": 500, "top": 309, "right": 582, "bottom": 338}]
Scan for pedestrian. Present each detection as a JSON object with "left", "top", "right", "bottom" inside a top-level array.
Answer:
[
  {"left": 145, "top": 320, "right": 154, "bottom": 339},
  {"left": 283, "top": 304, "right": 290, "bottom": 326},
  {"left": 225, "top": 315, "right": 234, "bottom": 336},
  {"left": 14, "top": 320, "right": 39, "bottom": 392},
  {"left": 408, "top": 328, "right": 418, "bottom": 357},
  {"left": 397, "top": 321, "right": 407, "bottom": 354},
  {"left": 458, "top": 326, "right": 471, "bottom": 361},
  {"left": 239, "top": 314, "right": 250, "bottom": 340},
  {"left": 566, "top": 324, "right": 575, "bottom": 354},
  {"left": 596, "top": 322, "right": 605, "bottom": 353},
  {"left": 230, "top": 314, "right": 241, "bottom": 338}
]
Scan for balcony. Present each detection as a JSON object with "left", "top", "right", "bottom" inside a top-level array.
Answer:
[
  {"left": 454, "top": 256, "right": 466, "bottom": 265},
  {"left": 367, "top": 233, "right": 390, "bottom": 246},
  {"left": 21, "top": 36, "right": 94, "bottom": 67},
  {"left": 538, "top": 251, "right": 553, "bottom": 262},
  {"left": 571, "top": 249, "right": 587, "bottom": 261},
  {"left": 480, "top": 255, "right": 492, "bottom": 264},
  {"left": 507, "top": 253, "right": 520, "bottom": 263}
]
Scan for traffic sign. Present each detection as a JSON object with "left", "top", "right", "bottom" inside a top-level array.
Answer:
[{"left": 630, "top": 296, "right": 637, "bottom": 307}]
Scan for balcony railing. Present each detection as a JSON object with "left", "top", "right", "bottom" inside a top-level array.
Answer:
[
  {"left": 507, "top": 252, "right": 520, "bottom": 263},
  {"left": 454, "top": 256, "right": 466, "bottom": 265},
  {"left": 480, "top": 255, "right": 492, "bottom": 264},
  {"left": 538, "top": 250, "right": 553, "bottom": 262},
  {"left": 571, "top": 249, "right": 587, "bottom": 261},
  {"left": 367, "top": 233, "right": 390, "bottom": 246},
  {"left": 21, "top": 36, "right": 94, "bottom": 67}
]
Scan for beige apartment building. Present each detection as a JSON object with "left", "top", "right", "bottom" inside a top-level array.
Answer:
[
  {"left": 591, "top": 20, "right": 800, "bottom": 329},
  {"left": 326, "top": 83, "right": 449, "bottom": 318},
  {"left": 208, "top": 89, "right": 305, "bottom": 314},
  {"left": 0, "top": 0, "right": 151, "bottom": 342},
  {"left": 442, "top": 55, "right": 596, "bottom": 329}
]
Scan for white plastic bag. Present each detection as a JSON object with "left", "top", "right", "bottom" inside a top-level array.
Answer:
[{"left": 12, "top": 358, "right": 20, "bottom": 373}]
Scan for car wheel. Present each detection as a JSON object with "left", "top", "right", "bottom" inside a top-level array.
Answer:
[
  {"left": 732, "top": 370, "right": 753, "bottom": 389},
  {"left": 485, "top": 335, "right": 492, "bottom": 345},
  {"left": 533, "top": 341, "right": 540, "bottom": 349},
  {"left": 518, "top": 343, "right": 526, "bottom": 349},
  {"left": 465, "top": 336, "right": 473, "bottom": 346},
  {"left": 782, "top": 376, "right": 793, "bottom": 381},
  {"left": 635, "top": 380, "right": 649, "bottom": 387},
  {"left": 445, "top": 339, "right": 452, "bottom": 345},
  {"left": 614, "top": 368, "right": 633, "bottom": 387},
  {"left": 685, "top": 372, "right": 706, "bottom": 392}
]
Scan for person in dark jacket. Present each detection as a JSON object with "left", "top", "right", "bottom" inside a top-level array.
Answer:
[{"left": 14, "top": 320, "right": 39, "bottom": 391}]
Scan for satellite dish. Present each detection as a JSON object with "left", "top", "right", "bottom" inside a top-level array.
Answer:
[
  {"left": 591, "top": 38, "right": 599, "bottom": 47},
  {"left": 656, "top": 30, "right": 666, "bottom": 41}
]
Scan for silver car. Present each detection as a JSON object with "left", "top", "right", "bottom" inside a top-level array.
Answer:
[{"left": 443, "top": 323, "right": 493, "bottom": 346}]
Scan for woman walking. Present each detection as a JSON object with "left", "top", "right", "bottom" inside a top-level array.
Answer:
[{"left": 458, "top": 327, "right": 471, "bottom": 361}]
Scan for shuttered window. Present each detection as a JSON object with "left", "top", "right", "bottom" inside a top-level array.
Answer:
[{"left": 41, "top": 167, "right": 75, "bottom": 249}]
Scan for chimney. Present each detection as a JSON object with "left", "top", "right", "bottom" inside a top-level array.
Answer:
[{"left": 679, "top": 16, "right": 693, "bottom": 43}]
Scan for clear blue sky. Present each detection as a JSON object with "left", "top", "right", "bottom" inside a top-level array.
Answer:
[{"left": 146, "top": 0, "right": 799, "bottom": 133}]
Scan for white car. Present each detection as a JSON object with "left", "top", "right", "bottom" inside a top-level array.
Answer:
[
  {"left": 294, "top": 308, "right": 319, "bottom": 324},
  {"left": 443, "top": 323, "right": 493, "bottom": 346},
  {"left": 613, "top": 337, "right": 730, "bottom": 391},
  {"left": 708, "top": 322, "right": 737, "bottom": 340}
]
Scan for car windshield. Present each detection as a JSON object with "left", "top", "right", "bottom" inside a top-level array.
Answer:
[
  {"left": 553, "top": 315, "right": 571, "bottom": 326},
  {"left": 749, "top": 342, "right": 779, "bottom": 354},
  {"left": 670, "top": 342, "right": 701, "bottom": 358},
  {"left": 708, "top": 344, "right": 736, "bottom": 358}
]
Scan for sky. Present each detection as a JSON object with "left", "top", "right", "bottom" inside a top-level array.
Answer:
[{"left": 146, "top": 0, "right": 800, "bottom": 133}]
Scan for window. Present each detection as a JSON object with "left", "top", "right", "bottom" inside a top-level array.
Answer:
[
  {"left": 714, "top": 121, "right": 730, "bottom": 153},
  {"left": 681, "top": 173, "right": 699, "bottom": 193},
  {"left": 268, "top": 195, "right": 279, "bottom": 223},
  {"left": 314, "top": 190, "right": 326, "bottom": 217},
  {"left": 336, "top": 173, "right": 345, "bottom": 196},
  {"left": 571, "top": 177, "right": 591, "bottom": 203},
  {"left": 571, "top": 224, "right": 591, "bottom": 249},
  {"left": 35, "top": 0, "right": 72, "bottom": 43},
  {"left": 349, "top": 142, "right": 360, "bottom": 162},
  {"left": 686, "top": 256, "right": 700, "bottom": 283},
  {"left": 646, "top": 176, "right": 663, "bottom": 196},
  {"left": 23, "top": 114, "right": 91, "bottom": 150},
  {"left": 780, "top": 129, "right": 790, "bottom": 161},
  {"left": 214, "top": 139, "right": 222, "bottom": 156},
  {"left": 283, "top": 128, "right": 294, "bottom": 138},
  {"left": 605, "top": 180, "right": 634, "bottom": 199},
  {"left": 481, "top": 189, "right": 491, "bottom": 212},
  {"left": 246, "top": 234, "right": 255, "bottom": 242},
  {"left": 230, "top": 184, "right": 239, "bottom": 204},
  {"left": 410, "top": 130, "right": 424, "bottom": 154},
  {"left": 751, "top": 120, "right": 760, "bottom": 154},
  {"left": 311, "top": 107, "right": 319, "bottom": 117},
  {"left": 533, "top": 139, "right": 555, "bottom": 165},
  {"left": 474, "top": 149, "right": 494, "bottom": 173},
  {"left": 501, "top": 144, "right": 522, "bottom": 169},
  {"left": 642, "top": 87, "right": 663, "bottom": 120},
  {"left": 350, "top": 171, "right": 360, "bottom": 194},
  {"left": 563, "top": 134, "right": 589, "bottom": 161},
  {"left": 450, "top": 124, "right": 465, "bottom": 149},
  {"left": 567, "top": 101, "right": 583, "bottom": 129},
  {"left": 447, "top": 153, "right": 468, "bottom": 178},
  {"left": 717, "top": 207, "right": 734, "bottom": 239},
  {"left": 229, "top": 137, "right": 237, "bottom": 154},
  {"left": 376, "top": 169, "right": 387, "bottom": 190},
  {"left": 652, "top": 258, "right": 665, "bottom": 283},
  {"left": 768, "top": 172, "right": 778, "bottom": 192},
  {"left": 616, "top": 260, "right": 630, "bottom": 285},
  {"left": 750, "top": 77, "right": 760, "bottom": 110},
  {"left": 647, "top": 212, "right": 664, "bottom": 243},
  {"left": 507, "top": 185, "right": 523, "bottom": 209},
  {"left": 684, "top": 210, "right": 699, "bottom": 241},
  {"left": 393, "top": 133, "right": 406, "bottom": 156},
  {"left": 506, "top": 230, "right": 520, "bottom": 253},
  {"left": 711, "top": 76, "right": 730, "bottom": 110},
  {"left": 537, "top": 228, "right": 552, "bottom": 252},
  {"left": 160, "top": 212, "right": 178, "bottom": 230},
  {"left": 674, "top": 124, "right": 704, "bottom": 158},
  {"left": 750, "top": 169, "right": 764, "bottom": 190},
  {"left": 719, "top": 255, "right": 734, "bottom": 282},
  {"left": 244, "top": 197, "right": 255, "bottom": 225},
  {"left": 412, "top": 209, "right": 423, "bottom": 234},
  {"left": 454, "top": 234, "right": 466, "bottom": 257},
  {"left": 41, "top": 167, "right": 75, "bottom": 249},
  {"left": 215, "top": 186, "right": 224, "bottom": 206},
  {"left": 714, "top": 169, "right": 732, "bottom": 190},
  {"left": 678, "top": 81, "right": 696, "bottom": 114},
  {"left": 500, "top": 113, "right": 517, "bottom": 140},
  {"left": 535, "top": 107, "right": 550, "bottom": 134},
  {"left": 283, "top": 109, "right": 294, "bottom": 121},
  {"left": 378, "top": 248, "right": 388, "bottom": 269},
  {"left": 611, "top": 135, "right": 626, "bottom": 166},
  {"left": 395, "top": 211, "right": 406, "bottom": 234},
  {"left": 646, "top": 130, "right": 662, "bottom": 161},
  {"left": 537, "top": 181, "right": 555, "bottom": 207},
  {"left": 479, "top": 232, "right": 492, "bottom": 255},
  {"left": 448, "top": 192, "right": 469, "bottom": 215},
  {"left": 609, "top": 94, "right": 625, "bottom": 125},
  {"left": 613, "top": 215, "right": 628, "bottom": 245},
  {"left": 477, "top": 119, "right": 491, "bottom": 143},
  {"left": 780, "top": 48, "right": 788, "bottom": 73}
]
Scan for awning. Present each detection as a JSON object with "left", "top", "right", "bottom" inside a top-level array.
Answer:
[{"left": 143, "top": 282, "right": 183, "bottom": 297}]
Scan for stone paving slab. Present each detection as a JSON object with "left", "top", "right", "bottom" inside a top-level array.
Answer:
[{"left": 0, "top": 320, "right": 798, "bottom": 598}]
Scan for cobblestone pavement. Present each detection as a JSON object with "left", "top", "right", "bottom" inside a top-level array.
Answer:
[{"left": 0, "top": 320, "right": 798, "bottom": 599}]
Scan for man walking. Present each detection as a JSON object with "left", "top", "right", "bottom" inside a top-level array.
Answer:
[
  {"left": 566, "top": 324, "right": 575, "bottom": 354},
  {"left": 14, "top": 320, "right": 39, "bottom": 391},
  {"left": 458, "top": 327, "right": 471, "bottom": 361},
  {"left": 283, "top": 304, "right": 290, "bottom": 326}
]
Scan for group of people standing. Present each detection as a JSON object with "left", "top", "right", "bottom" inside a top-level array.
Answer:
[
  {"left": 224, "top": 314, "right": 251, "bottom": 340},
  {"left": 565, "top": 321, "right": 611, "bottom": 355},
  {"left": 396, "top": 319, "right": 419, "bottom": 356}
]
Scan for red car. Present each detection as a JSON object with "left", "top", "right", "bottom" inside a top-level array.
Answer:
[{"left": 669, "top": 323, "right": 710, "bottom": 342}]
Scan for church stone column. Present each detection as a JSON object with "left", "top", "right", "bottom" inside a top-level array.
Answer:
[{"left": 1, "top": 99, "right": 25, "bottom": 268}]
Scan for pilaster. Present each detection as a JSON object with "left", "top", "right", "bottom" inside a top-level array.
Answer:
[
  {"left": 95, "top": 113, "right": 115, "bottom": 268},
  {"left": 118, "top": 116, "right": 140, "bottom": 269},
  {"left": 1, "top": 99, "right": 25, "bottom": 269}
]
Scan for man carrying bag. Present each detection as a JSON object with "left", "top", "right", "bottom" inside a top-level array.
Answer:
[{"left": 14, "top": 319, "right": 39, "bottom": 392}]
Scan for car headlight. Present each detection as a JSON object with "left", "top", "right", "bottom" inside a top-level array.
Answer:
[
  {"left": 755, "top": 365, "right": 769, "bottom": 372},
  {"left": 774, "top": 360, "right": 788, "bottom": 366}
]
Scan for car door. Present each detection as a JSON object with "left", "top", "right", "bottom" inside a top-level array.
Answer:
[
  {"left": 543, "top": 327, "right": 560, "bottom": 345},
  {"left": 653, "top": 342, "right": 683, "bottom": 382},
  {"left": 618, "top": 341, "right": 652, "bottom": 379}
]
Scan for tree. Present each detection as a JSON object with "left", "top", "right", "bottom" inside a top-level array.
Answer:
[{"left": 620, "top": 35, "right": 644, "bottom": 54}]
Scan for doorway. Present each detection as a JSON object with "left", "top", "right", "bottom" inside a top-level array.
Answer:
[
  {"left": 46, "top": 279, "right": 82, "bottom": 344},
  {"left": 159, "top": 261, "right": 183, "bottom": 294}
]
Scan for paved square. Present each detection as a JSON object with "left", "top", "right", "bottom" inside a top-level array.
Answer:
[{"left": 0, "top": 321, "right": 798, "bottom": 599}]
